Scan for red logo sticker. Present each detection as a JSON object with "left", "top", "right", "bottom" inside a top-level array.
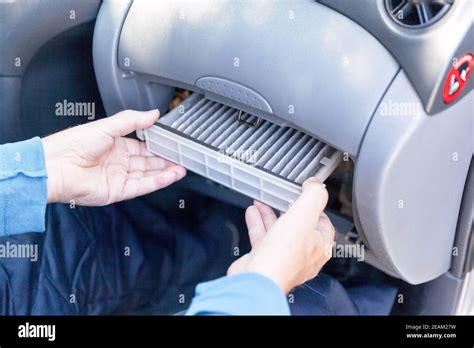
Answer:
[{"left": 442, "top": 53, "right": 473, "bottom": 104}]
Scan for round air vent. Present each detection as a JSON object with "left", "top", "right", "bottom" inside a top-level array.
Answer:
[{"left": 385, "top": 0, "right": 454, "bottom": 28}]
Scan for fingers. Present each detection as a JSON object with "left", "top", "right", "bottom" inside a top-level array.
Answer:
[
  {"left": 124, "top": 139, "right": 157, "bottom": 157},
  {"left": 129, "top": 156, "right": 179, "bottom": 172},
  {"left": 285, "top": 177, "right": 328, "bottom": 232},
  {"left": 294, "top": 213, "right": 335, "bottom": 284},
  {"left": 245, "top": 205, "right": 267, "bottom": 247},
  {"left": 245, "top": 201, "right": 278, "bottom": 246},
  {"left": 121, "top": 165, "right": 186, "bottom": 201},
  {"left": 125, "top": 138, "right": 187, "bottom": 177},
  {"left": 317, "top": 213, "right": 336, "bottom": 241},
  {"left": 253, "top": 201, "right": 277, "bottom": 231},
  {"left": 94, "top": 109, "right": 160, "bottom": 138},
  {"left": 128, "top": 169, "right": 183, "bottom": 180},
  {"left": 316, "top": 213, "right": 336, "bottom": 259}
]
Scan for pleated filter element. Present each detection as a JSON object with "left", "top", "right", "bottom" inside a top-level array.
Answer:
[{"left": 144, "top": 93, "right": 342, "bottom": 211}]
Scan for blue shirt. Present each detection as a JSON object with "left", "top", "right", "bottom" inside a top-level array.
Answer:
[
  {"left": 0, "top": 137, "right": 290, "bottom": 315},
  {"left": 0, "top": 137, "right": 48, "bottom": 236}
]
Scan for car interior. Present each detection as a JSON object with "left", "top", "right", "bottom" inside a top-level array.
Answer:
[{"left": 0, "top": 0, "right": 472, "bottom": 315}]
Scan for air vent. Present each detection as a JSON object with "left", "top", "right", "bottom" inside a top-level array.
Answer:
[
  {"left": 385, "top": 0, "right": 453, "bottom": 28},
  {"left": 143, "top": 94, "right": 342, "bottom": 212}
]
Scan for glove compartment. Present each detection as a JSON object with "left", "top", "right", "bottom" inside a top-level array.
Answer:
[{"left": 95, "top": 0, "right": 469, "bottom": 285}]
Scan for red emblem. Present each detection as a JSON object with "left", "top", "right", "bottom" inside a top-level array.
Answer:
[{"left": 442, "top": 53, "right": 473, "bottom": 104}]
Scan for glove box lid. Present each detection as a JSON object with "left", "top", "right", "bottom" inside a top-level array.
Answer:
[{"left": 118, "top": 0, "right": 399, "bottom": 156}]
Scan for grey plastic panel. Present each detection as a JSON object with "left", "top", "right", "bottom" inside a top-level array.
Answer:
[
  {"left": 317, "top": 0, "right": 474, "bottom": 115},
  {"left": 0, "top": 0, "right": 100, "bottom": 76},
  {"left": 117, "top": 0, "right": 399, "bottom": 156},
  {"left": 391, "top": 272, "right": 465, "bottom": 315},
  {"left": 92, "top": 0, "right": 175, "bottom": 116},
  {"left": 93, "top": 0, "right": 473, "bottom": 284},
  {"left": 144, "top": 94, "right": 341, "bottom": 212},
  {"left": 354, "top": 71, "right": 473, "bottom": 284},
  {"left": 451, "top": 159, "right": 473, "bottom": 278},
  {"left": 196, "top": 77, "right": 273, "bottom": 114}
]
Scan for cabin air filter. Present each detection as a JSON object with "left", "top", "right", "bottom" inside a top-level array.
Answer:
[{"left": 144, "top": 93, "right": 342, "bottom": 211}]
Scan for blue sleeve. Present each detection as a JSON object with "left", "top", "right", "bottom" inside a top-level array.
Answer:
[
  {"left": 0, "top": 137, "right": 48, "bottom": 236},
  {"left": 186, "top": 272, "right": 290, "bottom": 315}
]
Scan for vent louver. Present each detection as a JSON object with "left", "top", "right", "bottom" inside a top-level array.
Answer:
[{"left": 385, "top": 0, "right": 453, "bottom": 28}]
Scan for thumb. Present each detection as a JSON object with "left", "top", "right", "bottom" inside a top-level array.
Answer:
[
  {"left": 285, "top": 177, "right": 328, "bottom": 231},
  {"left": 93, "top": 109, "right": 160, "bottom": 138}
]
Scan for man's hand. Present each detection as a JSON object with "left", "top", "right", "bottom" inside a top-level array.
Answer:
[
  {"left": 227, "top": 178, "right": 335, "bottom": 294},
  {"left": 42, "top": 109, "right": 186, "bottom": 205}
]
